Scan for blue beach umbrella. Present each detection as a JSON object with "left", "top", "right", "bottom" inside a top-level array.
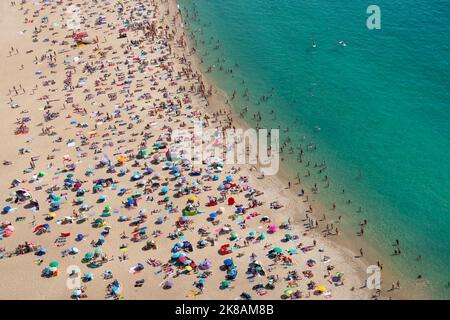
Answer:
[
  {"left": 2, "top": 206, "right": 11, "bottom": 213},
  {"left": 51, "top": 201, "right": 62, "bottom": 208},
  {"left": 224, "top": 258, "right": 233, "bottom": 267},
  {"left": 209, "top": 213, "right": 218, "bottom": 219},
  {"left": 161, "top": 187, "right": 169, "bottom": 193}
]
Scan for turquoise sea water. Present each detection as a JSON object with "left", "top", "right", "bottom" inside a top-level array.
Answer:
[{"left": 177, "top": 0, "right": 450, "bottom": 298}]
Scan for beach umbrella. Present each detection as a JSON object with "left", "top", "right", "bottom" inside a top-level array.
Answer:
[
  {"left": 223, "top": 258, "right": 233, "bottom": 267},
  {"left": 3, "top": 230, "right": 13, "bottom": 237},
  {"left": 38, "top": 171, "right": 46, "bottom": 177},
  {"left": 185, "top": 265, "right": 192, "bottom": 272},
  {"left": 171, "top": 253, "right": 181, "bottom": 259},
  {"left": 49, "top": 261, "right": 59, "bottom": 268},
  {"left": 268, "top": 225, "right": 278, "bottom": 232},
  {"left": 1, "top": 221, "right": 11, "bottom": 227},
  {"left": 84, "top": 252, "right": 94, "bottom": 260},
  {"left": 2, "top": 206, "right": 11, "bottom": 213},
  {"left": 73, "top": 289, "right": 82, "bottom": 297},
  {"left": 138, "top": 150, "right": 147, "bottom": 157},
  {"left": 221, "top": 281, "right": 230, "bottom": 288},
  {"left": 317, "top": 285, "right": 327, "bottom": 293},
  {"left": 284, "top": 289, "right": 293, "bottom": 296},
  {"left": 84, "top": 272, "right": 93, "bottom": 279},
  {"left": 95, "top": 247, "right": 102, "bottom": 255},
  {"left": 209, "top": 213, "right": 218, "bottom": 219},
  {"left": 71, "top": 247, "right": 79, "bottom": 254},
  {"left": 94, "top": 218, "right": 103, "bottom": 224},
  {"left": 249, "top": 231, "right": 256, "bottom": 236},
  {"left": 51, "top": 201, "right": 61, "bottom": 208},
  {"left": 273, "top": 247, "right": 282, "bottom": 254},
  {"left": 76, "top": 196, "right": 84, "bottom": 203},
  {"left": 104, "top": 205, "right": 111, "bottom": 212},
  {"left": 49, "top": 267, "right": 58, "bottom": 272},
  {"left": 38, "top": 248, "right": 47, "bottom": 254},
  {"left": 146, "top": 167, "right": 153, "bottom": 174}
]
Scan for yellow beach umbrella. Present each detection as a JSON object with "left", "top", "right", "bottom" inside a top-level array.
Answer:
[{"left": 317, "top": 285, "right": 327, "bottom": 292}]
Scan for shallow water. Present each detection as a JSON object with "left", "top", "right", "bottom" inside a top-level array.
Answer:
[{"left": 178, "top": 0, "right": 450, "bottom": 298}]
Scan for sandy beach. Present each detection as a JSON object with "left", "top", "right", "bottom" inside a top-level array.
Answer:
[{"left": 0, "top": 0, "right": 403, "bottom": 300}]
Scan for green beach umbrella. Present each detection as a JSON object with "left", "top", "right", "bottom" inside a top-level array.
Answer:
[
  {"left": 94, "top": 218, "right": 103, "bottom": 224},
  {"left": 104, "top": 205, "right": 111, "bottom": 212},
  {"left": 49, "top": 261, "right": 59, "bottom": 268},
  {"left": 138, "top": 150, "right": 147, "bottom": 157},
  {"left": 38, "top": 172, "right": 46, "bottom": 177},
  {"left": 273, "top": 247, "right": 282, "bottom": 253},
  {"left": 84, "top": 252, "right": 94, "bottom": 260}
]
